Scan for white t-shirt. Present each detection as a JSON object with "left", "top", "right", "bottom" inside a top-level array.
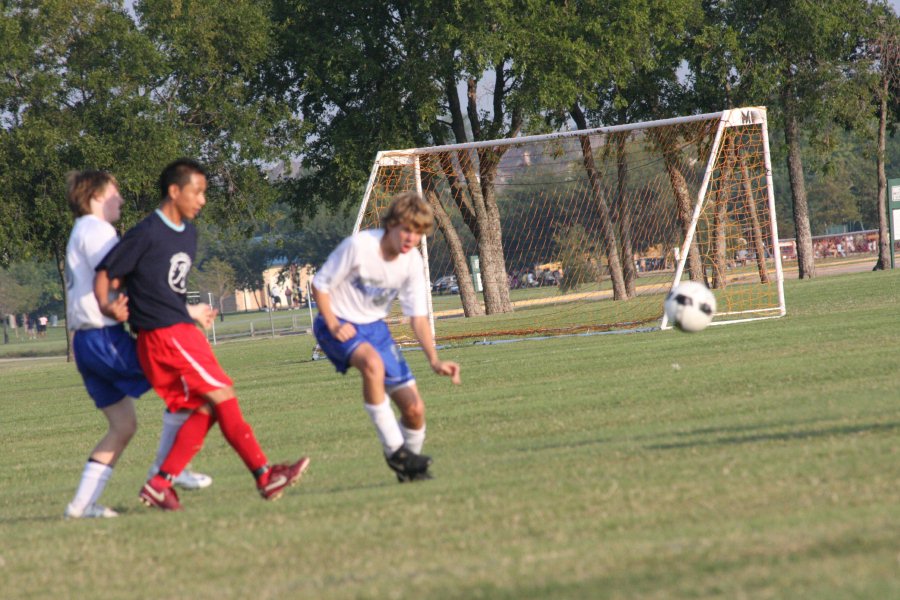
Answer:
[
  {"left": 313, "top": 229, "right": 428, "bottom": 324},
  {"left": 65, "top": 215, "right": 119, "bottom": 331}
]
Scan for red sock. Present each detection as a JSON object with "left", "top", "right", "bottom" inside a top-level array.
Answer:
[
  {"left": 215, "top": 398, "right": 268, "bottom": 477},
  {"left": 155, "top": 410, "right": 216, "bottom": 488}
]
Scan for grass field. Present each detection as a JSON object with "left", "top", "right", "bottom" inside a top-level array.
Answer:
[{"left": 1, "top": 270, "right": 899, "bottom": 599}]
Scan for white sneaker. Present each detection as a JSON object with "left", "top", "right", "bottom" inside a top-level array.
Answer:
[
  {"left": 173, "top": 468, "right": 213, "bottom": 490},
  {"left": 65, "top": 503, "right": 119, "bottom": 519}
]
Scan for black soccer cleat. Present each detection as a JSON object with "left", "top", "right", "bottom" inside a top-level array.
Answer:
[
  {"left": 385, "top": 446, "right": 432, "bottom": 482},
  {"left": 396, "top": 469, "right": 434, "bottom": 483}
]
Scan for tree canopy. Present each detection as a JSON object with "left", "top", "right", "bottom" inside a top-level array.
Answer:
[{"left": 1, "top": 0, "right": 899, "bottom": 329}]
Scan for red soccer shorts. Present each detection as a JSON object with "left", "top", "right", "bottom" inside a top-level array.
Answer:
[{"left": 136, "top": 322, "right": 233, "bottom": 411}]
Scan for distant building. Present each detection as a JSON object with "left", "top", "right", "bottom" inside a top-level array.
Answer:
[{"left": 233, "top": 260, "right": 315, "bottom": 312}]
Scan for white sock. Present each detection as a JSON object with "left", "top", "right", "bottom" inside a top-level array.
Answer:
[
  {"left": 70, "top": 461, "right": 112, "bottom": 512},
  {"left": 149, "top": 410, "right": 189, "bottom": 477},
  {"left": 363, "top": 400, "right": 405, "bottom": 456},
  {"left": 399, "top": 422, "right": 426, "bottom": 454}
]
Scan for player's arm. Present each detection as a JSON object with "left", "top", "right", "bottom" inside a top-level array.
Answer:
[
  {"left": 311, "top": 284, "right": 356, "bottom": 342},
  {"left": 93, "top": 269, "right": 129, "bottom": 322},
  {"left": 409, "top": 315, "right": 461, "bottom": 385}
]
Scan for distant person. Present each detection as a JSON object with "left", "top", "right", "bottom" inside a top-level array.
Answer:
[
  {"left": 37, "top": 315, "right": 48, "bottom": 337},
  {"left": 270, "top": 284, "right": 282, "bottom": 310},
  {"left": 95, "top": 158, "right": 310, "bottom": 511},
  {"left": 25, "top": 314, "right": 36, "bottom": 340},
  {"left": 285, "top": 285, "right": 293, "bottom": 309},
  {"left": 63, "top": 170, "right": 212, "bottom": 519},
  {"left": 311, "top": 191, "right": 460, "bottom": 483}
]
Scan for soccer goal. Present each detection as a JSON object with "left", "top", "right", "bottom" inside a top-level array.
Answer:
[{"left": 353, "top": 106, "right": 785, "bottom": 345}]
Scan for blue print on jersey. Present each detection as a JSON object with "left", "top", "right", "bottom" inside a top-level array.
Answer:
[{"left": 351, "top": 275, "right": 398, "bottom": 308}]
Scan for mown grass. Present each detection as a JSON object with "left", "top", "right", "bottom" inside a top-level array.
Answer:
[{"left": 0, "top": 270, "right": 898, "bottom": 599}]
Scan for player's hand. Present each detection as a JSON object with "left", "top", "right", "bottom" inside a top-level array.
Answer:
[
  {"left": 188, "top": 304, "right": 217, "bottom": 330},
  {"left": 330, "top": 321, "right": 356, "bottom": 342},
  {"left": 432, "top": 360, "right": 461, "bottom": 385},
  {"left": 106, "top": 294, "right": 129, "bottom": 322}
]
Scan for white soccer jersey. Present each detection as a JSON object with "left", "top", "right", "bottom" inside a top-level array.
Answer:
[
  {"left": 65, "top": 215, "right": 120, "bottom": 331},
  {"left": 313, "top": 229, "right": 428, "bottom": 324}
]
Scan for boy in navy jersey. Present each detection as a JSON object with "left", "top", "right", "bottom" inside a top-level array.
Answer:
[
  {"left": 95, "top": 158, "right": 309, "bottom": 511},
  {"left": 63, "top": 170, "right": 212, "bottom": 519}
]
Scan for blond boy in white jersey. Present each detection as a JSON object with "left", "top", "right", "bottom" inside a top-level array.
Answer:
[{"left": 312, "top": 192, "right": 461, "bottom": 481}]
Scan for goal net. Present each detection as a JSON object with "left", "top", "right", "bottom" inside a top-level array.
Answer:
[{"left": 352, "top": 106, "right": 785, "bottom": 345}]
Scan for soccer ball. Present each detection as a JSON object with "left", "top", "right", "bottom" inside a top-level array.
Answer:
[{"left": 664, "top": 281, "right": 716, "bottom": 332}]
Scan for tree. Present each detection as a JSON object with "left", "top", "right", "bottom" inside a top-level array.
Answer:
[
  {"left": 708, "top": 0, "right": 870, "bottom": 279},
  {"left": 205, "top": 235, "right": 277, "bottom": 311},
  {"left": 1, "top": 0, "right": 301, "bottom": 357},
  {"left": 0, "top": 268, "right": 33, "bottom": 343},
  {"left": 190, "top": 257, "right": 236, "bottom": 318},
  {"left": 133, "top": 0, "right": 304, "bottom": 231},
  {"left": 864, "top": 2, "right": 900, "bottom": 270},
  {"left": 0, "top": 0, "right": 164, "bottom": 357},
  {"left": 270, "top": 1, "right": 641, "bottom": 315}
]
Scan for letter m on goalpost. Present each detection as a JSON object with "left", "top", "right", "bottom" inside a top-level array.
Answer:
[{"left": 351, "top": 107, "right": 786, "bottom": 347}]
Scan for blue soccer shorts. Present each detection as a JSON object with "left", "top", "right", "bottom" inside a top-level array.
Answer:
[
  {"left": 73, "top": 324, "right": 152, "bottom": 409},
  {"left": 313, "top": 315, "right": 415, "bottom": 390}
]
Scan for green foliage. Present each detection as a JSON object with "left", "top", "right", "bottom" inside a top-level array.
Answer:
[
  {"left": 0, "top": 262, "right": 63, "bottom": 317},
  {"left": 204, "top": 233, "right": 275, "bottom": 294},
  {"left": 0, "top": 0, "right": 303, "bottom": 267},
  {"left": 553, "top": 223, "right": 602, "bottom": 293},
  {"left": 769, "top": 128, "right": 900, "bottom": 237},
  {"left": 274, "top": 206, "right": 356, "bottom": 268},
  {"left": 0, "top": 269, "right": 33, "bottom": 317}
]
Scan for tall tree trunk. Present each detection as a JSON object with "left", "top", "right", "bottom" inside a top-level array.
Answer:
[
  {"left": 442, "top": 77, "right": 513, "bottom": 315},
  {"left": 738, "top": 151, "right": 770, "bottom": 284},
  {"left": 452, "top": 148, "right": 513, "bottom": 314},
  {"left": 614, "top": 133, "right": 637, "bottom": 297},
  {"left": 711, "top": 183, "right": 728, "bottom": 289},
  {"left": 570, "top": 106, "right": 627, "bottom": 300},
  {"left": 476, "top": 150, "right": 513, "bottom": 314},
  {"left": 421, "top": 169, "right": 483, "bottom": 317},
  {"left": 875, "top": 74, "right": 891, "bottom": 270},
  {"left": 783, "top": 106, "right": 816, "bottom": 279},
  {"left": 663, "top": 154, "right": 705, "bottom": 283},
  {"left": 53, "top": 248, "right": 73, "bottom": 362},
  {"left": 649, "top": 128, "right": 704, "bottom": 282},
  {"left": 711, "top": 139, "right": 733, "bottom": 289}
]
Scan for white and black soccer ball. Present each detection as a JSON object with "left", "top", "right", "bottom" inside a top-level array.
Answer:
[{"left": 664, "top": 281, "right": 717, "bottom": 332}]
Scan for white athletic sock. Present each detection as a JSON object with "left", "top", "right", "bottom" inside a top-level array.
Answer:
[
  {"left": 69, "top": 461, "right": 112, "bottom": 513},
  {"left": 363, "top": 400, "right": 405, "bottom": 456},
  {"left": 149, "top": 409, "right": 190, "bottom": 477},
  {"left": 399, "top": 422, "right": 426, "bottom": 454}
]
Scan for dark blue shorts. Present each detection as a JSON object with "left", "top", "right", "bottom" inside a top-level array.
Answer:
[
  {"left": 73, "top": 325, "right": 152, "bottom": 409},
  {"left": 313, "top": 315, "right": 415, "bottom": 390}
]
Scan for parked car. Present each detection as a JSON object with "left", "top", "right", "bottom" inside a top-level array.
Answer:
[{"left": 432, "top": 274, "right": 459, "bottom": 295}]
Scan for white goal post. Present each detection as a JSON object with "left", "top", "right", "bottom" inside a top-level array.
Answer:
[{"left": 352, "top": 106, "right": 786, "bottom": 345}]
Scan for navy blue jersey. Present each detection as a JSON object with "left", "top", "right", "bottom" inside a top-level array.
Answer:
[{"left": 97, "top": 210, "right": 196, "bottom": 331}]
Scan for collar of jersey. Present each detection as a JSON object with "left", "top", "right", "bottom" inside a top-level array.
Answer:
[{"left": 155, "top": 209, "right": 186, "bottom": 232}]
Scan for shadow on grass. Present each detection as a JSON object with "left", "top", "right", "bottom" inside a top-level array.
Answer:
[
  {"left": 512, "top": 417, "right": 898, "bottom": 455},
  {"left": 646, "top": 421, "right": 900, "bottom": 451}
]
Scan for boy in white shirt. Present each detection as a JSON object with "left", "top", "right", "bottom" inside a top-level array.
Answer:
[
  {"left": 312, "top": 192, "right": 461, "bottom": 481},
  {"left": 63, "top": 170, "right": 210, "bottom": 518}
]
